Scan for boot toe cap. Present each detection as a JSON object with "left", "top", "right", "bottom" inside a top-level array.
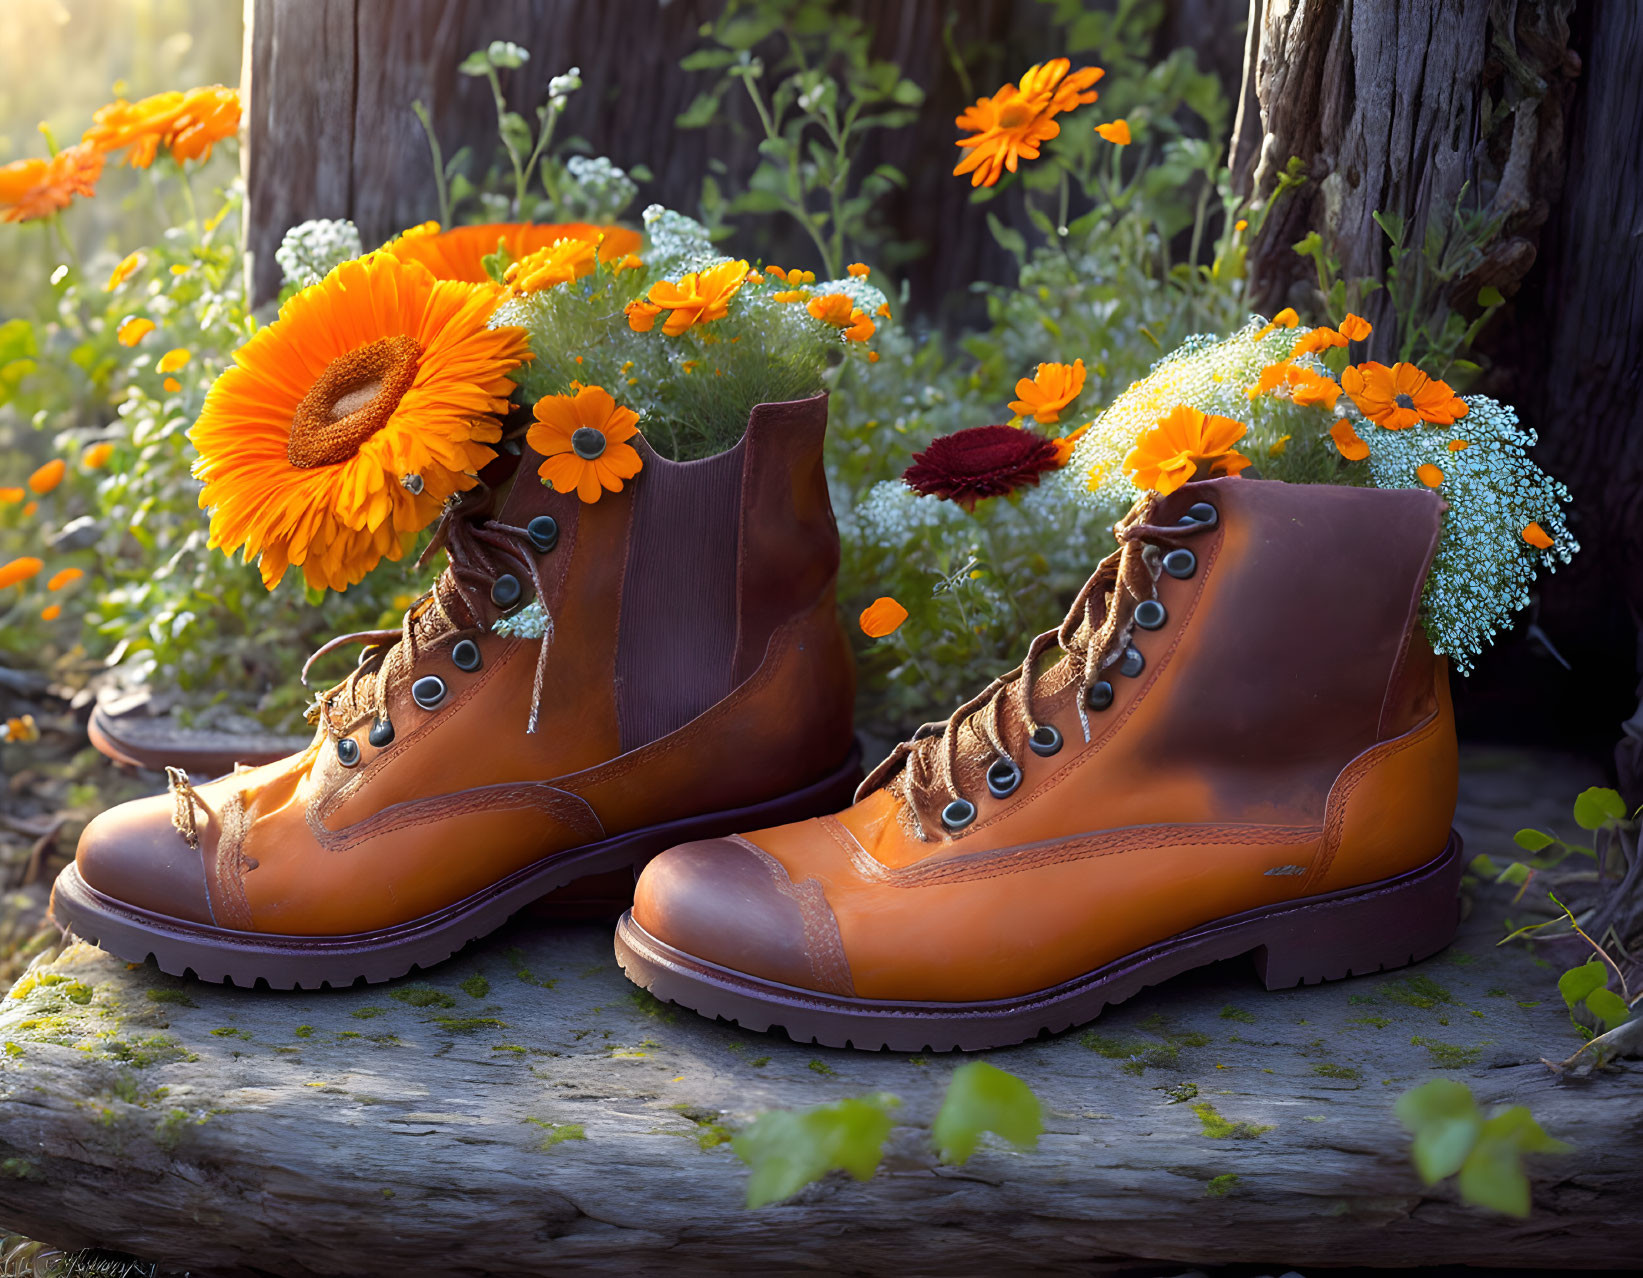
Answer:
[
  {"left": 633, "top": 837, "right": 852, "bottom": 995},
  {"left": 74, "top": 793, "right": 215, "bottom": 926}
]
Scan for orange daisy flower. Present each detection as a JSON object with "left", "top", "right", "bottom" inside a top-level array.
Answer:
[
  {"left": 1341, "top": 361, "right": 1467, "bottom": 430},
  {"left": 645, "top": 260, "right": 750, "bottom": 336},
  {"left": 1292, "top": 312, "right": 1373, "bottom": 356},
  {"left": 84, "top": 86, "right": 240, "bottom": 168},
  {"left": 0, "top": 487, "right": 24, "bottom": 504},
  {"left": 527, "top": 384, "right": 643, "bottom": 504},
  {"left": 1248, "top": 362, "right": 1341, "bottom": 410},
  {"left": 1050, "top": 422, "right": 1091, "bottom": 467},
  {"left": 1251, "top": 308, "right": 1299, "bottom": 341},
  {"left": 953, "top": 58, "right": 1102, "bottom": 188},
  {"left": 28, "top": 459, "right": 65, "bottom": 495},
  {"left": 0, "top": 557, "right": 43, "bottom": 589},
  {"left": 46, "top": 567, "right": 84, "bottom": 592},
  {"left": 624, "top": 300, "right": 662, "bottom": 332},
  {"left": 847, "top": 263, "right": 871, "bottom": 278},
  {"left": 503, "top": 236, "right": 600, "bottom": 293},
  {"left": 82, "top": 442, "right": 115, "bottom": 469},
  {"left": 806, "top": 292, "right": 875, "bottom": 342},
  {"left": 1009, "top": 359, "right": 1086, "bottom": 424},
  {"left": 859, "top": 596, "right": 908, "bottom": 638},
  {"left": 189, "top": 253, "right": 531, "bottom": 592},
  {"left": 0, "top": 144, "right": 103, "bottom": 223},
  {"left": 1123, "top": 405, "right": 1251, "bottom": 496},
  {"left": 382, "top": 221, "right": 640, "bottom": 285},
  {"left": 40, "top": 604, "right": 61, "bottom": 622},
  {"left": 116, "top": 317, "right": 154, "bottom": 346}
]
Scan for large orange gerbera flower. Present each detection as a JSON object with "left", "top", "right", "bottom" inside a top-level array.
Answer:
[
  {"left": 527, "top": 384, "right": 643, "bottom": 503},
  {"left": 645, "top": 259, "right": 750, "bottom": 336},
  {"left": 189, "top": 254, "right": 531, "bottom": 592},
  {"left": 1341, "top": 361, "right": 1468, "bottom": 430},
  {"left": 83, "top": 86, "right": 240, "bottom": 168},
  {"left": 953, "top": 57, "right": 1102, "bottom": 188},
  {"left": 0, "top": 144, "right": 103, "bottom": 223},
  {"left": 1123, "top": 405, "right": 1252, "bottom": 495},
  {"left": 381, "top": 221, "right": 642, "bottom": 285}
]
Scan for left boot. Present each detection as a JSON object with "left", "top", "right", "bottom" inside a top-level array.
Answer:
[{"left": 617, "top": 476, "right": 1463, "bottom": 1051}]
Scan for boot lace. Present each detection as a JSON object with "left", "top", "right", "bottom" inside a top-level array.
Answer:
[
  {"left": 858, "top": 493, "right": 1216, "bottom": 840},
  {"left": 300, "top": 486, "right": 558, "bottom": 739}
]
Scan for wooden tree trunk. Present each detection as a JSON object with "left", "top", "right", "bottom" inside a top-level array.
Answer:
[{"left": 1231, "top": 0, "right": 1643, "bottom": 790}]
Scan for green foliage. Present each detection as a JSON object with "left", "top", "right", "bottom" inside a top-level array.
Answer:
[
  {"left": 931, "top": 1061, "right": 1043, "bottom": 1164},
  {"left": 1192, "top": 1101, "right": 1273, "bottom": 1140},
  {"left": 677, "top": 0, "right": 925, "bottom": 275},
  {"left": 733, "top": 1093, "right": 898, "bottom": 1208},
  {"left": 1572, "top": 786, "right": 1628, "bottom": 832},
  {"left": 1395, "top": 1079, "right": 1570, "bottom": 1217},
  {"left": 1557, "top": 960, "right": 1631, "bottom": 1035}
]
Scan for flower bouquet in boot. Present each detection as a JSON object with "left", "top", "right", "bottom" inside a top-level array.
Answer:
[
  {"left": 53, "top": 210, "right": 890, "bottom": 988},
  {"left": 617, "top": 312, "right": 1578, "bottom": 1051}
]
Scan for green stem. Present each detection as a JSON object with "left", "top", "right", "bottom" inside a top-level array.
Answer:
[
  {"left": 411, "top": 100, "right": 452, "bottom": 227},
  {"left": 525, "top": 105, "right": 558, "bottom": 211},
  {"left": 175, "top": 157, "right": 201, "bottom": 237},
  {"left": 741, "top": 72, "right": 835, "bottom": 275},
  {"left": 48, "top": 212, "right": 82, "bottom": 275}
]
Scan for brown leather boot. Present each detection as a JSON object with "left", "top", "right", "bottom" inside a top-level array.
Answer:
[
  {"left": 617, "top": 476, "right": 1462, "bottom": 1050},
  {"left": 53, "top": 395, "right": 859, "bottom": 985}
]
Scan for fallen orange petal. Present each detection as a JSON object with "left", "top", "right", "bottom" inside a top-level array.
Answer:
[
  {"left": 1329, "top": 419, "right": 1370, "bottom": 461},
  {"left": 1416, "top": 463, "right": 1444, "bottom": 488},
  {"left": 1522, "top": 522, "right": 1554, "bottom": 550},
  {"left": 859, "top": 596, "right": 909, "bottom": 638}
]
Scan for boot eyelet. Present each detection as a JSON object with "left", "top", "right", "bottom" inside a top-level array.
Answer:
[
  {"left": 526, "top": 515, "right": 559, "bottom": 553},
  {"left": 1178, "top": 501, "right": 1217, "bottom": 528},
  {"left": 367, "top": 717, "right": 394, "bottom": 748},
  {"left": 1134, "top": 599, "right": 1167, "bottom": 630},
  {"left": 986, "top": 759, "right": 1022, "bottom": 799},
  {"left": 1162, "top": 548, "right": 1196, "bottom": 578},
  {"left": 451, "top": 639, "right": 482, "bottom": 672},
  {"left": 1119, "top": 646, "right": 1146, "bottom": 678},
  {"left": 1029, "top": 725, "right": 1063, "bottom": 756},
  {"left": 411, "top": 675, "right": 447, "bottom": 710},
  {"left": 1085, "top": 680, "right": 1114, "bottom": 711},
  {"left": 941, "top": 798, "right": 976, "bottom": 832},
  {"left": 490, "top": 574, "right": 522, "bottom": 609},
  {"left": 335, "top": 737, "right": 361, "bottom": 767}
]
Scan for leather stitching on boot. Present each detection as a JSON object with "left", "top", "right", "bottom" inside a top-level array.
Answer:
[{"left": 304, "top": 780, "right": 604, "bottom": 855}]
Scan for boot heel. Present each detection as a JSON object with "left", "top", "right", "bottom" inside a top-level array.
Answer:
[{"left": 1251, "top": 831, "right": 1463, "bottom": 989}]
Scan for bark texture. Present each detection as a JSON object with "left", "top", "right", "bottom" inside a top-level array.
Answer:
[
  {"left": 1, "top": 751, "right": 1639, "bottom": 1276},
  {"left": 1232, "top": 0, "right": 1643, "bottom": 782}
]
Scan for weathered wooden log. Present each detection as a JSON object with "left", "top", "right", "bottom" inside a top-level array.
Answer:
[
  {"left": 1, "top": 750, "right": 1638, "bottom": 1275},
  {"left": 1230, "top": 0, "right": 1643, "bottom": 784}
]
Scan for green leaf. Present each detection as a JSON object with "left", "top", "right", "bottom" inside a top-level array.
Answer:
[
  {"left": 1477, "top": 285, "right": 1504, "bottom": 307},
  {"left": 1513, "top": 828, "right": 1556, "bottom": 852},
  {"left": 1455, "top": 1107, "right": 1572, "bottom": 1217},
  {"left": 734, "top": 1094, "right": 898, "bottom": 1208},
  {"left": 1469, "top": 853, "right": 1501, "bottom": 877},
  {"left": 932, "top": 1062, "right": 1043, "bottom": 1164},
  {"left": 675, "top": 91, "right": 724, "bottom": 130},
  {"left": 458, "top": 50, "right": 492, "bottom": 77},
  {"left": 1395, "top": 1079, "right": 1480, "bottom": 1183},
  {"left": 1557, "top": 960, "right": 1607, "bottom": 1010},
  {"left": 1572, "top": 786, "right": 1626, "bottom": 831},
  {"left": 1497, "top": 862, "right": 1531, "bottom": 886},
  {"left": 1584, "top": 987, "right": 1631, "bottom": 1032},
  {"left": 680, "top": 48, "right": 739, "bottom": 72},
  {"left": 986, "top": 212, "right": 1027, "bottom": 263}
]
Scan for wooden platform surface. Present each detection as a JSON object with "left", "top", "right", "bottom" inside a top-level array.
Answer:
[{"left": 0, "top": 748, "right": 1638, "bottom": 1276}]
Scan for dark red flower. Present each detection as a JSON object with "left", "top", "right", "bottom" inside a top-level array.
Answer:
[{"left": 902, "top": 424, "right": 1060, "bottom": 511}]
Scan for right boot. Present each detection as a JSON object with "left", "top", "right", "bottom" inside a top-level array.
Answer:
[{"left": 52, "top": 393, "right": 860, "bottom": 986}]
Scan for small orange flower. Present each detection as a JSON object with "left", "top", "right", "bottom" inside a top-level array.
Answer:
[
  {"left": 106, "top": 251, "right": 142, "bottom": 290},
  {"left": 1009, "top": 358, "right": 1086, "bottom": 424},
  {"left": 1050, "top": 422, "right": 1091, "bottom": 467},
  {"left": 1, "top": 714, "right": 40, "bottom": 742},
  {"left": 1416, "top": 463, "right": 1444, "bottom": 488},
  {"left": 0, "top": 557, "right": 44, "bottom": 589},
  {"left": 859, "top": 596, "right": 908, "bottom": 638},
  {"left": 807, "top": 292, "right": 875, "bottom": 342},
  {"left": 1234, "top": 219, "right": 1248, "bottom": 232},
  {"left": 1292, "top": 327, "right": 1347, "bottom": 357},
  {"left": 624, "top": 299, "right": 662, "bottom": 332},
  {"left": 867, "top": 351, "right": 881, "bottom": 363},
  {"left": 1447, "top": 440, "right": 1470, "bottom": 452},
  {"left": 28, "top": 459, "right": 65, "bottom": 495},
  {"left": 40, "top": 604, "right": 62, "bottom": 622},
  {"left": 46, "top": 567, "right": 84, "bottom": 592},
  {"left": 847, "top": 262, "right": 870, "bottom": 278},
  {"left": 157, "top": 348, "right": 191, "bottom": 374},
  {"left": 117, "top": 316, "right": 155, "bottom": 346},
  {"left": 83, "top": 85, "right": 241, "bottom": 168},
  {"left": 1338, "top": 313, "right": 1372, "bottom": 341},
  {"left": 503, "top": 237, "right": 599, "bottom": 293},
  {"left": 1330, "top": 419, "right": 1370, "bottom": 461},
  {"left": 22, "top": 502, "right": 36, "bottom": 517},
  {"left": 1095, "top": 119, "right": 1131, "bottom": 145},
  {"left": 953, "top": 58, "right": 1103, "bottom": 188},
  {"left": 1522, "top": 522, "right": 1554, "bottom": 550},
  {"left": 876, "top": 302, "right": 891, "bottom": 319},
  {"left": 764, "top": 266, "right": 815, "bottom": 285},
  {"left": 646, "top": 259, "right": 749, "bottom": 336},
  {"left": 1251, "top": 308, "right": 1299, "bottom": 341},
  {"left": 1341, "top": 361, "right": 1467, "bottom": 430},
  {"left": 1123, "top": 405, "right": 1251, "bottom": 495},
  {"left": 82, "top": 442, "right": 115, "bottom": 469},
  {"left": 1248, "top": 362, "right": 1340, "bottom": 410},
  {"left": 0, "top": 487, "right": 23, "bottom": 504},
  {"left": 163, "top": 377, "right": 183, "bottom": 393},
  {"left": 0, "top": 144, "right": 103, "bottom": 223},
  {"left": 528, "top": 384, "right": 644, "bottom": 504},
  {"left": 772, "top": 289, "right": 809, "bottom": 303}
]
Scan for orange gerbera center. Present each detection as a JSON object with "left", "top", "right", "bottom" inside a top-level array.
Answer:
[{"left": 287, "top": 335, "right": 421, "bottom": 469}]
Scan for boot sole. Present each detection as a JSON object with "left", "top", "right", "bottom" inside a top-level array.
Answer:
[
  {"left": 49, "top": 743, "right": 863, "bottom": 989},
  {"left": 613, "top": 829, "right": 1464, "bottom": 1052}
]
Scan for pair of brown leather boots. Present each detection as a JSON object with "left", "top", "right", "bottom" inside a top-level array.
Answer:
[{"left": 53, "top": 396, "right": 1461, "bottom": 1051}]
